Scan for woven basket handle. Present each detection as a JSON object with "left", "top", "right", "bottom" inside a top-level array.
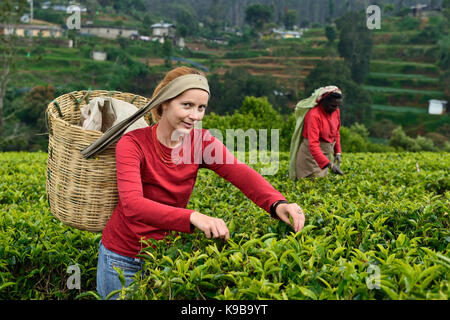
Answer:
[
  {"left": 52, "top": 100, "right": 63, "bottom": 118},
  {"left": 68, "top": 89, "right": 92, "bottom": 110},
  {"left": 45, "top": 100, "right": 64, "bottom": 136}
]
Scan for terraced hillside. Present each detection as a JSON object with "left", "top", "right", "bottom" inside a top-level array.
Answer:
[
  {"left": 366, "top": 17, "right": 447, "bottom": 135},
  {"left": 179, "top": 17, "right": 445, "bottom": 112},
  {"left": 5, "top": 15, "right": 447, "bottom": 141},
  {"left": 181, "top": 32, "right": 332, "bottom": 94},
  {"left": 369, "top": 32, "right": 444, "bottom": 109},
  {"left": 178, "top": 16, "right": 447, "bottom": 136}
]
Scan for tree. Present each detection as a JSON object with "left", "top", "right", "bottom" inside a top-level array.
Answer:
[
  {"left": 162, "top": 39, "right": 173, "bottom": 67},
  {"left": 18, "top": 85, "right": 55, "bottom": 128},
  {"left": 207, "top": 67, "right": 287, "bottom": 116},
  {"left": 335, "top": 11, "right": 373, "bottom": 84},
  {"left": 440, "top": 69, "right": 450, "bottom": 101},
  {"left": 327, "top": 0, "right": 335, "bottom": 22},
  {"left": 444, "top": 0, "right": 450, "bottom": 20},
  {"left": 437, "top": 2, "right": 450, "bottom": 101},
  {"left": 389, "top": 127, "right": 421, "bottom": 152},
  {"left": 384, "top": 4, "right": 395, "bottom": 15},
  {"left": 283, "top": 9, "right": 297, "bottom": 30},
  {"left": 0, "top": 0, "right": 27, "bottom": 138},
  {"left": 300, "top": 20, "right": 310, "bottom": 28},
  {"left": 202, "top": 0, "right": 224, "bottom": 37},
  {"left": 369, "top": 119, "right": 396, "bottom": 139},
  {"left": 170, "top": 3, "right": 198, "bottom": 37},
  {"left": 239, "top": 96, "right": 280, "bottom": 123},
  {"left": 245, "top": 4, "right": 273, "bottom": 32},
  {"left": 325, "top": 25, "right": 336, "bottom": 44},
  {"left": 0, "top": 84, "right": 56, "bottom": 151},
  {"left": 438, "top": 35, "right": 450, "bottom": 69}
]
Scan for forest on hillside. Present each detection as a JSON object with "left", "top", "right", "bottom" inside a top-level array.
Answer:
[{"left": 80, "top": 0, "right": 444, "bottom": 25}]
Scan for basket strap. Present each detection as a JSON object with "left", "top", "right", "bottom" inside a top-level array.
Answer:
[
  {"left": 52, "top": 100, "right": 63, "bottom": 118},
  {"left": 129, "top": 95, "right": 138, "bottom": 105},
  {"left": 44, "top": 109, "right": 52, "bottom": 135},
  {"left": 46, "top": 100, "right": 63, "bottom": 136},
  {"left": 68, "top": 93, "right": 81, "bottom": 110},
  {"left": 84, "top": 89, "right": 92, "bottom": 104}
]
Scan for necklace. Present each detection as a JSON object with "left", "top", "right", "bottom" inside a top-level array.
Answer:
[{"left": 152, "top": 123, "right": 183, "bottom": 168}]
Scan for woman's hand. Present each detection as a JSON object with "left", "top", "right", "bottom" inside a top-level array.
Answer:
[
  {"left": 190, "top": 211, "right": 230, "bottom": 241},
  {"left": 330, "top": 163, "right": 344, "bottom": 175},
  {"left": 275, "top": 203, "right": 305, "bottom": 233}
]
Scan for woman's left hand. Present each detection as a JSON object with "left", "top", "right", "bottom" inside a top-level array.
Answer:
[{"left": 275, "top": 203, "right": 305, "bottom": 233}]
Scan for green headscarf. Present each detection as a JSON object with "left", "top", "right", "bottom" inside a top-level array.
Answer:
[{"left": 288, "top": 86, "right": 342, "bottom": 180}]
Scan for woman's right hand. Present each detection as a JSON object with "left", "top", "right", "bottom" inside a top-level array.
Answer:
[{"left": 190, "top": 211, "right": 230, "bottom": 241}]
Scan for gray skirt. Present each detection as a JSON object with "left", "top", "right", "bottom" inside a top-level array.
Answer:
[{"left": 295, "top": 138, "right": 335, "bottom": 178}]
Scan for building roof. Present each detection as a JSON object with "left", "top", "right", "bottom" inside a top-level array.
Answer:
[
  {"left": 151, "top": 23, "right": 174, "bottom": 28},
  {"left": 0, "top": 23, "right": 62, "bottom": 30},
  {"left": 272, "top": 28, "right": 302, "bottom": 36},
  {"left": 410, "top": 4, "right": 428, "bottom": 9},
  {"left": 429, "top": 99, "right": 448, "bottom": 104},
  {"left": 80, "top": 26, "right": 139, "bottom": 31},
  {"left": 29, "top": 19, "right": 60, "bottom": 26}
]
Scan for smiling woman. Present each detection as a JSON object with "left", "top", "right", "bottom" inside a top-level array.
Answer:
[
  {"left": 149, "top": 67, "right": 205, "bottom": 123},
  {"left": 96, "top": 66, "right": 305, "bottom": 299},
  {"left": 155, "top": 88, "right": 209, "bottom": 148}
]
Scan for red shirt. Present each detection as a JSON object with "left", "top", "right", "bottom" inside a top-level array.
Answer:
[
  {"left": 101, "top": 126, "right": 286, "bottom": 258},
  {"left": 302, "top": 104, "right": 342, "bottom": 169}
]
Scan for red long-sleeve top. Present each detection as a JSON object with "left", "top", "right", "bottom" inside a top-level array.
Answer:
[
  {"left": 302, "top": 104, "right": 342, "bottom": 169},
  {"left": 101, "top": 126, "right": 286, "bottom": 258}
]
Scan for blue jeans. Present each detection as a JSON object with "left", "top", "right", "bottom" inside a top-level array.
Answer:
[{"left": 96, "top": 240, "right": 142, "bottom": 300}]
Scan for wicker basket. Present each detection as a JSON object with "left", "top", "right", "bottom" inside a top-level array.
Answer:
[{"left": 46, "top": 90, "right": 151, "bottom": 232}]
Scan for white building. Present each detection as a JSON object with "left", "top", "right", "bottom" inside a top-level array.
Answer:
[
  {"left": 272, "top": 28, "right": 303, "bottom": 39},
  {"left": 45, "top": 3, "right": 87, "bottom": 12},
  {"left": 91, "top": 51, "right": 107, "bottom": 61},
  {"left": 150, "top": 22, "right": 175, "bottom": 43},
  {"left": 428, "top": 99, "right": 447, "bottom": 115},
  {"left": 0, "top": 22, "right": 63, "bottom": 38},
  {"left": 176, "top": 37, "right": 185, "bottom": 48},
  {"left": 410, "top": 4, "right": 441, "bottom": 17},
  {"left": 80, "top": 26, "right": 138, "bottom": 40}
]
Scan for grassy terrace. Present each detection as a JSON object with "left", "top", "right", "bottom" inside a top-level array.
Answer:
[
  {"left": 371, "top": 104, "right": 428, "bottom": 114},
  {"left": 372, "top": 45, "right": 437, "bottom": 63},
  {"left": 367, "top": 15, "right": 444, "bottom": 115},
  {"left": 368, "top": 73, "right": 439, "bottom": 82},
  {"left": 364, "top": 85, "right": 443, "bottom": 96},
  {"left": 368, "top": 72, "right": 439, "bottom": 85},
  {"left": 366, "top": 86, "right": 444, "bottom": 109},
  {"left": 370, "top": 60, "right": 440, "bottom": 76},
  {"left": 373, "top": 31, "right": 435, "bottom": 44},
  {"left": 370, "top": 60, "right": 438, "bottom": 68}
]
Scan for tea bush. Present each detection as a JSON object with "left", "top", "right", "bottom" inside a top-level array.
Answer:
[
  {"left": 0, "top": 152, "right": 100, "bottom": 299},
  {"left": 0, "top": 151, "right": 448, "bottom": 300}
]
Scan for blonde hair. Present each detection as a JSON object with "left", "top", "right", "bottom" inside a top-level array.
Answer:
[{"left": 150, "top": 66, "right": 204, "bottom": 123}]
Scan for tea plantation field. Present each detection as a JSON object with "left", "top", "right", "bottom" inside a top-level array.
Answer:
[{"left": 0, "top": 151, "right": 448, "bottom": 300}]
